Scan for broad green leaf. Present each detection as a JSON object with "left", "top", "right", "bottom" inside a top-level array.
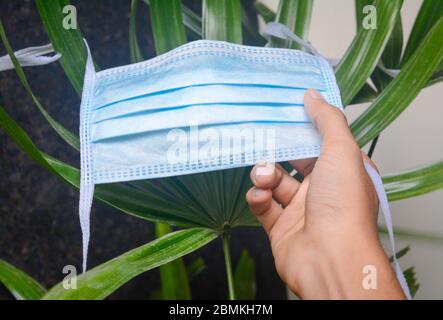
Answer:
[
  {"left": 254, "top": 1, "right": 276, "bottom": 23},
  {"left": 42, "top": 228, "right": 218, "bottom": 300},
  {"left": 156, "top": 223, "right": 191, "bottom": 300},
  {"left": 234, "top": 250, "right": 256, "bottom": 300},
  {"left": 129, "top": 0, "right": 144, "bottom": 63},
  {"left": 402, "top": 0, "right": 443, "bottom": 64},
  {"left": 351, "top": 17, "right": 443, "bottom": 147},
  {"left": 149, "top": 0, "right": 187, "bottom": 55},
  {"left": 203, "top": 0, "right": 243, "bottom": 44},
  {"left": 384, "top": 161, "right": 443, "bottom": 202},
  {"left": 0, "top": 260, "right": 47, "bottom": 300},
  {"left": 270, "top": 0, "right": 313, "bottom": 49},
  {"left": 336, "top": 0, "right": 403, "bottom": 106},
  {"left": 36, "top": 0, "right": 88, "bottom": 94},
  {"left": 0, "top": 18, "right": 79, "bottom": 150}
]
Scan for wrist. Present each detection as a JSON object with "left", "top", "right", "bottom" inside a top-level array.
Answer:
[{"left": 288, "top": 233, "right": 405, "bottom": 299}]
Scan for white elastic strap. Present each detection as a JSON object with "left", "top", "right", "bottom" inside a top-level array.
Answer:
[
  {"left": 79, "top": 40, "right": 96, "bottom": 273},
  {"left": 0, "top": 43, "right": 61, "bottom": 72},
  {"left": 263, "top": 22, "right": 319, "bottom": 56},
  {"left": 364, "top": 162, "right": 412, "bottom": 300}
]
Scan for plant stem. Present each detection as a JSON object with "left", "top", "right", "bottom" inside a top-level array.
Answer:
[
  {"left": 367, "top": 135, "right": 380, "bottom": 158},
  {"left": 223, "top": 226, "right": 236, "bottom": 300}
]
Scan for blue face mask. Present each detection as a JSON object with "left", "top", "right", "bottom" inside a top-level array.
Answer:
[{"left": 77, "top": 23, "right": 410, "bottom": 299}]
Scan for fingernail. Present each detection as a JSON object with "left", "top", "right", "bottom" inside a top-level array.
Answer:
[
  {"left": 253, "top": 188, "right": 266, "bottom": 197},
  {"left": 308, "top": 89, "right": 324, "bottom": 100},
  {"left": 255, "top": 161, "right": 275, "bottom": 176}
]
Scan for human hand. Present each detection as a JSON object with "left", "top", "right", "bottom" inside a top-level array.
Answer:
[{"left": 246, "top": 89, "right": 405, "bottom": 299}]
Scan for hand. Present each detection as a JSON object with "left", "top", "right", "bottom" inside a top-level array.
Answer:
[{"left": 246, "top": 89, "right": 405, "bottom": 299}]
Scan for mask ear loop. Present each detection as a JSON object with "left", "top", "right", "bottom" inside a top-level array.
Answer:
[
  {"left": 79, "top": 40, "right": 96, "bottom": 273},
  {"left": 364, "top": 162, "right": 412, "bottom": 300},
  {"left": 0, "top": 43, "right": 61, "bottom": 71},
  {"left": 262, "top": 22, "right": 319, "bottom": 56}
]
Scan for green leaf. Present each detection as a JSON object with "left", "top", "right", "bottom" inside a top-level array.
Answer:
[
  {"left": 270, "top": 0, "right": 313, "bottom": 49},
  {"left": 402, "top": 0, "right": 443, "bottom": 64},
  {"left": 0, "top": 18, "right": 80, "bottom": 150},
  {"left": 254, "top": 1, "right": 276, "bottom": 23},
  {"left": 35, "top": 0, "right": 88, "bottom": 94},
  {"left": 388, "top": 246, "right": 419, "bottom": 297},
  {"left": 143, "top": 0, "right": 202, "bottom": 40},
  {"left": 0, "top": 102, "right": 218, "bottom": 228},
  {"left": 241, "top": 5, "right": 266, "bottom": 45},
  {"left": 149, "top": 0, "right": 187, "bottom": 55},
  {"left": 234, "top": 250, "right": 256, "bottom": 300},
  {"left": 42, "top": 228, "right": 217, "bottom": 300},
  {"left": 129, "top": 0, "right": 144, "bottom": 63},
  {"left": 336, "top": 0, "right": 403, "bottom": 106},
  {"left": 351, "top": 17, "right": 443, "bottom": 147},
  {"left": 186, "top": 257, "right": 206, "bottom": 280},
  {"left": 156, "top": 223, "right": 191, "bottom": 300},
  {"left": 149, "top": 257, "right": 206, "bottom": 300},
  {"left": 350, "top": 83, "right": 379, "bottom": 105},
  {"left": 203, "top": 0, "right": 243, "bottom": 44},
  {"left": 371, "top": 12, "right": 403, "bottom": 92},
  {"left": 389, "top": 246, "right": 410, "bottom": 262},
  {"left": 383, "top": 161, "right": 443, "bottom": 202},
  {"left": 403, "top": 267, "right": 419, "bottom": 297},
  {"left": 0, "top": 260, "right": 46, "bottom": 300},
  {"left": 182, "top": 4, "right": 203, "bottom": 39},
  {"left": 355, "top": 0, "right": 374, "bottom": 32},
  {"left": 381, "top": 13, "right": 403, "bottom": 69}
]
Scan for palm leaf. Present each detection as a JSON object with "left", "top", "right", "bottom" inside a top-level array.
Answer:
[
  {"left": 336, "top": 0, "right": 403, "bottom": 106},
  {"left": 156, "top": 223, "right": 191, "bottom": 299},
  {"left": 149, "top": 0, "right": 187, "bottom": 55},
  {"left": 35, "top": 0, "right": 88, "bottom": 94},
  {"left": 384, "top": 161, "right": 443, "bottom": 202},
  {"left": 0, "top": 18, "right": 79, "bottom": 150},
  {"left": 234, "top": 250, "right": 256, "bottom": 300},
  {"left": 0, "top": 260, "right": 46, "bottom": 300},
  {"left": 351, "top": 17, "right": 443, "bottom": 147},
  {"left": 402, "top": 0, "right": 443, "bottom": 64},
  {"left": 270, "top": 0, "right": 313, "bottom": 49},
  {"left": 203, "top": 0, "right": 243, "bottom": 44},
  {"left": 42, "top": 228, "right": 217, "bottom": 299},
  {"left": 129, "top": 0, "right": 144, "bottom": 63}
]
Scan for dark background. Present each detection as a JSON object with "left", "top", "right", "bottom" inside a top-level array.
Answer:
[{"left": 0, "top": 0, "right": 285, "bottom": 299}]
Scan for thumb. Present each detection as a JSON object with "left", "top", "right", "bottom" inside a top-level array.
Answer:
[{"left": 304, "top": 89, "right": 358, "bottom": 150}]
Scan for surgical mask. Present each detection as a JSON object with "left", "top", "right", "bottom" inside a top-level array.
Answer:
[
  {"left": 79, "top": 25, "right": 342, "bottom": 272},
  {"left": 0, "top": 22, "right": 410, "bottom": 299}
]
